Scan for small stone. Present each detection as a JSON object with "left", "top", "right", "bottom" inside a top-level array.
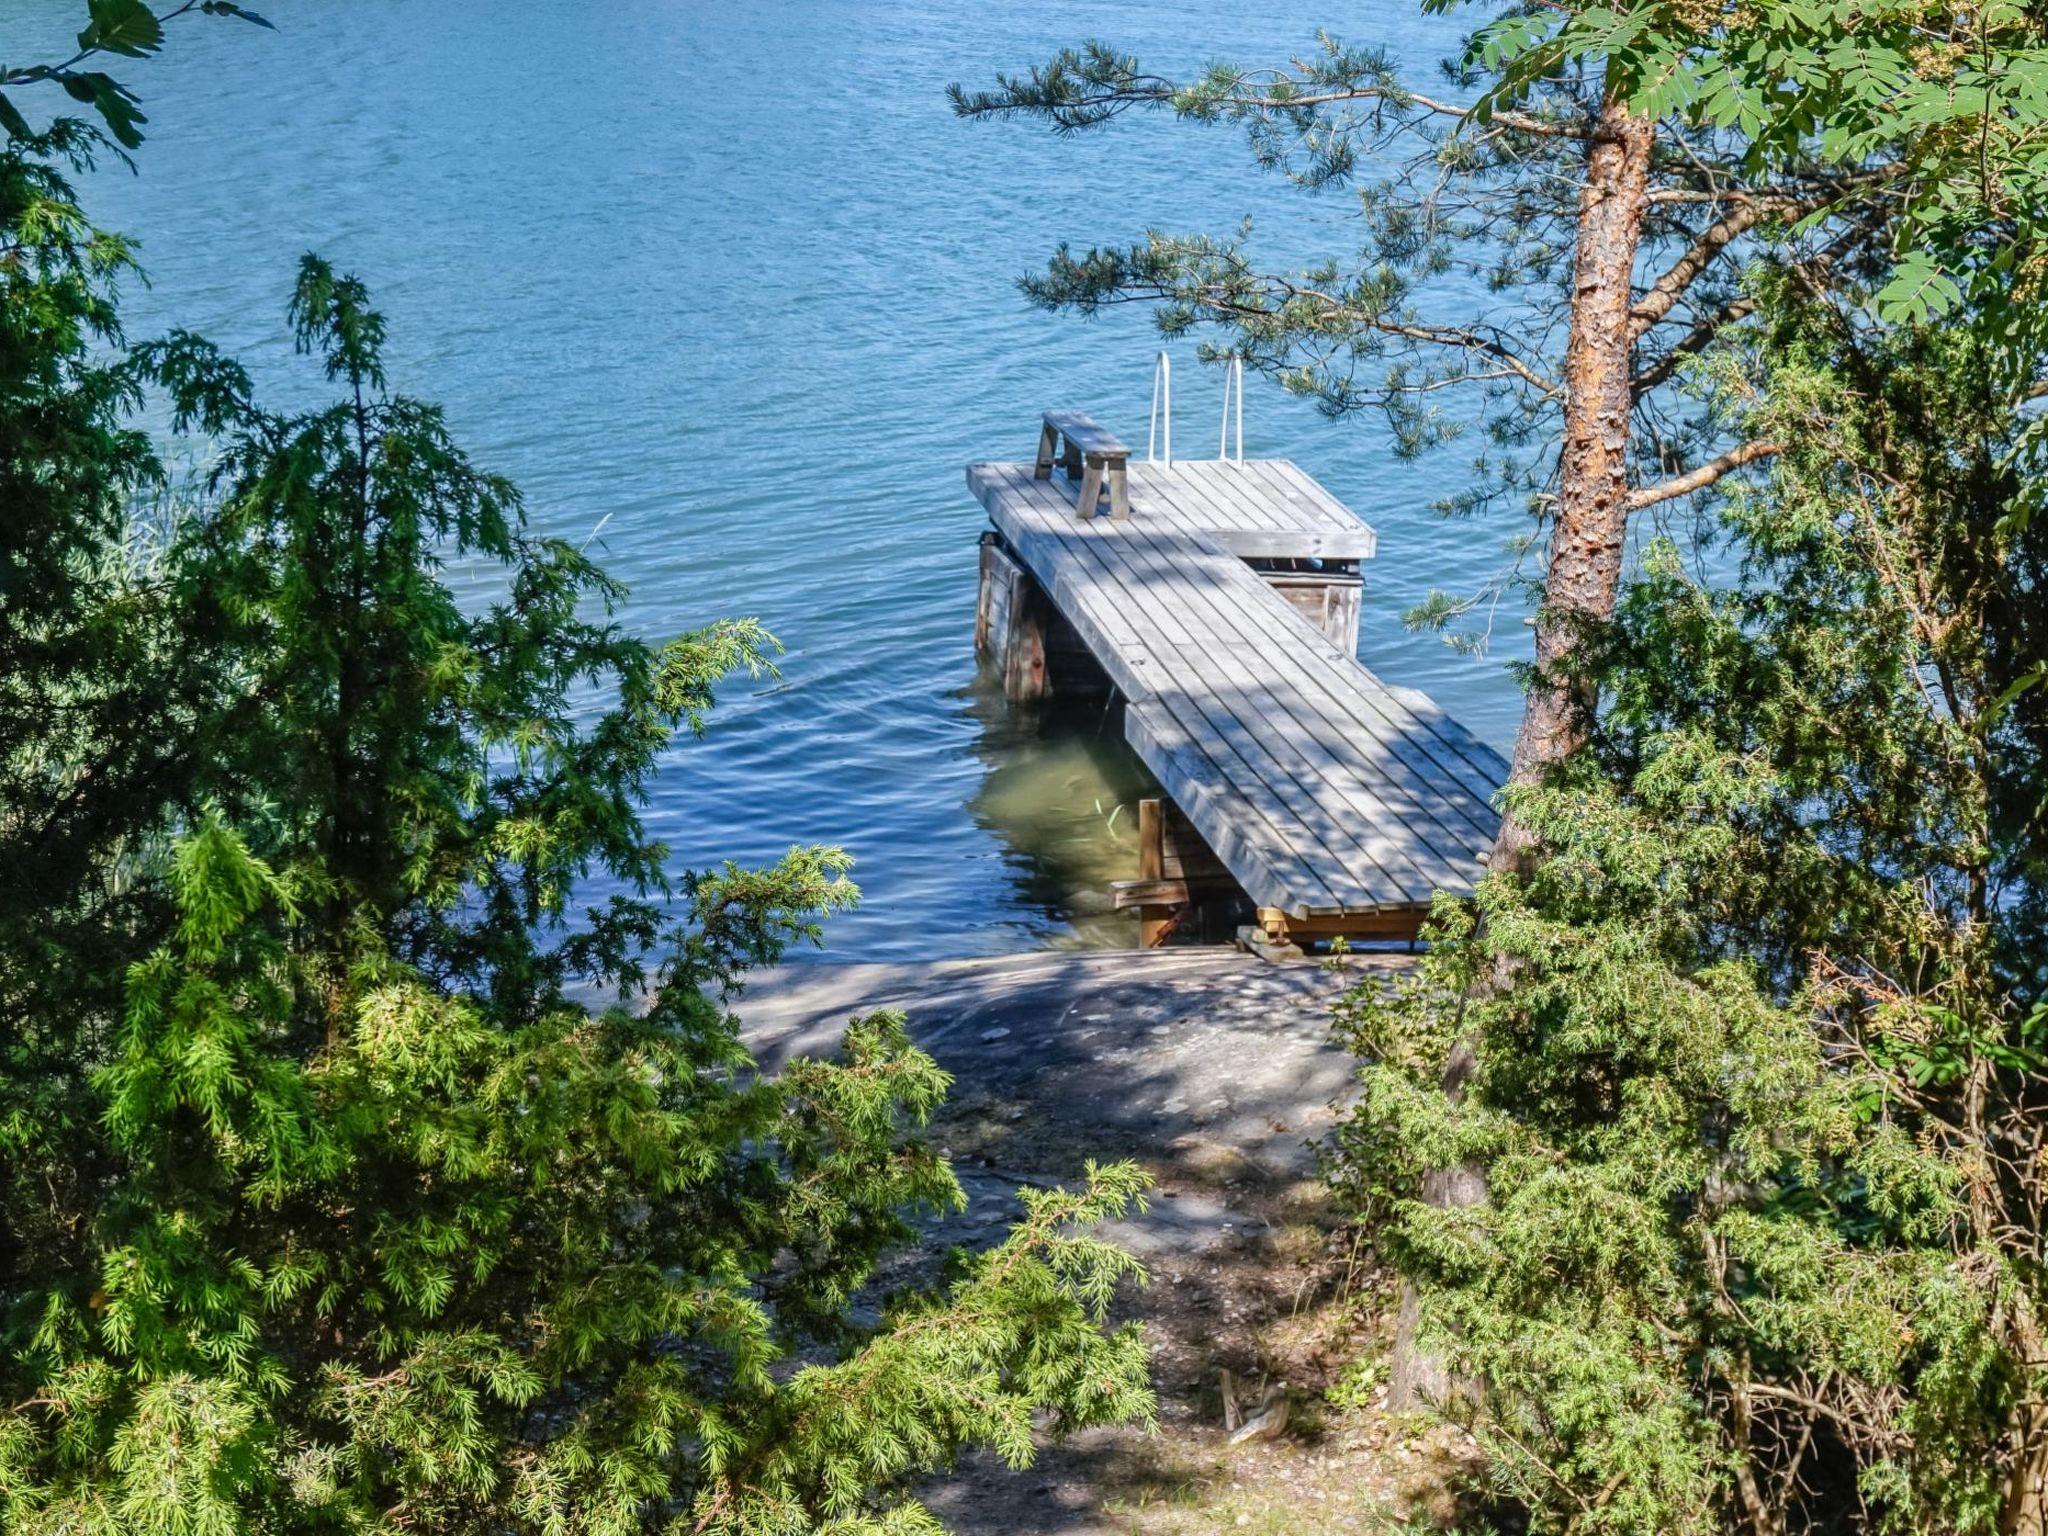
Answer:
[{"left": 979, "top": 1026, "right": 1011, "bottom": 1041}]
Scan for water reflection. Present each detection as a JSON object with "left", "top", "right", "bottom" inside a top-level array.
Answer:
[{"left": 961, "top": 682, "right": 1159, "bottom": 950}]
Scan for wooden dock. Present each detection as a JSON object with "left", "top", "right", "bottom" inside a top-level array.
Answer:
[{"left": 971, "top": 411, "right": 1507, "bottom": 951}]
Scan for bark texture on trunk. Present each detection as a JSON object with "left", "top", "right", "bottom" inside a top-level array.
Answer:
[
  {"left": 2002, "top": 1397, "right": 2048, "bottom": 1536},
  {"left": 1492, "top": 92, "right": 1656, "bottom": 871},
  {"left": 1387, "top": 87, "right": 1655, "bottom": 1412}
]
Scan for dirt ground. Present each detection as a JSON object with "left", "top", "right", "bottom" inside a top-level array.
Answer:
[{"left": 740, "top": 949, "right": 1477, "bottom": 1535}]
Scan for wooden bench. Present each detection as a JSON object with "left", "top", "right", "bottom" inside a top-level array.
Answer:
[{"left": 1034, "top": 409, "right": 1131, "bottom": 521}]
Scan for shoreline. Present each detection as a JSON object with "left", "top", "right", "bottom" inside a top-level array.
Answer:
[{"left": 739, "top": 948, "right": 1449, "bottom": 1534}]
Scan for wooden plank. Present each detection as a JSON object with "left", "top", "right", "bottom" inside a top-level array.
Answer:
[
  {"left": 1171, "top": 579, "right": 1499, "bottom": 868},
  {"left": 1137, "top": 797, "right": 1170, "bottom": 946},
  {"left": 964, "top": 453, "right": 1504, "bottom": 916},
  {"left": 1133, "top": 459, "right": 1375, "bottom": 559},
  {"left": 1076, "top": 459, "right": 1104, "bottom": 520},
  {"left": 1043, "top": 410, "right": 1130, "bottom": 459},
  {"left": 1078, "top": 528, "right": 1447, "bottom": 905},
  {"left": 1194, "top": 563, "right": 1508, "bottom": 824},
  {"left": 1164, "top": 459, "right": 1369, "bottom": 566},
  {"left": 970, "top": 460, "right": 1378, "bottom": 561},
  {"left": 1104, "top": 525, "right": 1500, "bottom": 867},
  {"left": 1044, "top": 491, "right": 1464, "bottom": 866},
  {"left": 1260, "top": 459, "right": 1373, "bottom": 536},
  {"left": 1171, "top": 459, "right": 1287, "bottom": 534},
  {"left": 1033, "top": 422, "right": 1058, "bottom": 480},
  {"left": 991, "top": 464, "right": 1473, "bottom": 907},
  {"left": 1160, "top": 803, "right": 1229, "bottom": 882},
  {"left": 1066, "top": 470, "right": 1502, "bottom": 827},
  {"left": 1127, "top": 700, "right": 1335, "bottom": 919},
  {"left": 1112, "top": 877, "right": 1192, "bottom": 910},
  {"left": 1021, "top": 509, "right": 1421, "bottom": 909},
  {"left": 992, "top": 472, "right": 1357, "bottom": 912},
  {"left": 1000, "top": 522, "right": 1347, "bottom": 910}
]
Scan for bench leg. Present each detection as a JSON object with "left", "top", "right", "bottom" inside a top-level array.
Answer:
[
  {"left": 1107, "top": 463, "right": 1130, "bottom": 520},
  {"left": 1034, "top": 421, "right": 1058, "bottom": 480},
  {"left": 1062, "top": 435, "right": 1083, "bottom": 480},
  {"left": 1076, "top": 461, "right": 1103, "bottom": 520}
]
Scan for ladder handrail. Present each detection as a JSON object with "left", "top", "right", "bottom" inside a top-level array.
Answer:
[
  {"left": 1146, "top": 350, "right": 1173, "bottom": 465},
  {"left": 1218, "top": 354, "right": 1244, "bottom": 464}
]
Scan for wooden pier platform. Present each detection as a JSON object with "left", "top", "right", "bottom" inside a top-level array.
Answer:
[{"left": 971, "top": 414, "right": 1507, "bottom": 950}]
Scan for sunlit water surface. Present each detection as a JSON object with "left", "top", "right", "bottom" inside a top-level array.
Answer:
[{"left": 18, "top": 0, "right": 1534, "bottom": 959}]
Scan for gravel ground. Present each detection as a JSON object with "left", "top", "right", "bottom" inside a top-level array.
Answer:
[{"left": 739, "top": 949, "right": 1473, "bottom": 1535}]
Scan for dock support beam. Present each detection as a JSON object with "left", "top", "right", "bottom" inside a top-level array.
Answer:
[
  {"left": 1137, "top": 798, "right": 1171, "bottom": 948},
  {"left": 976, "top": 533, "right": 1050, "bottom": 701},
  {"left": 977, "top": 532, "right": 1113, "bottom": 703},
  {"left": 1242, "top": 904, "right": 1430, "bottom": 960}
]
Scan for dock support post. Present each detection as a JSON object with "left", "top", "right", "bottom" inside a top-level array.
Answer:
[
  {"left": 976, "top": 533, "right": 1050, "bottom": 701},
  {"left": 1137, "top": 798, "right": 1171, "bottom": 947},
  {"left": 1241, "top": 906, "right": 1306, "bottom": 962}
]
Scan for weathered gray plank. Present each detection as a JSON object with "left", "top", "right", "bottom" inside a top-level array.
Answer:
[
  {"left": 1117, "top": 532, "right": 1502, "bottom": 859},
  {"left": 964, "top": 455, "right": 1503, "bottom": 916},
  {"left": 1098, "top": 536, "right": 1485, "bottom": 891},
  {"left": 972, "top": 459, "right": 1378, "bottom": 561},
  {"left": 987, "top": 471, "right": 1358, "bottom": 911},
  {"left": 1070, "top": 526, "right": 1445, "bottom": 904},
  {"left": 1005, "top": 480, "right": 1444, "bottom": 907},
  {"left": 988, "top": 464, "right": 1487, "bottom": 899},
  {"left": 1042, "top": 410, "right": 1130, "bottom": 460}
]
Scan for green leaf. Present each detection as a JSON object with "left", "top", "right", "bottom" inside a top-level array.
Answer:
[
  {"left": 78, "top": 0, "right": 166, "bottom": 59},
  {"left": 54, "top": 70, "right": 148, "bottom": 147},
  {"left": 1875, "top": 253, "right": 1963, "bottom": 324},
  {"left": 0, "top": 91, "right": 29, "bottom": 142},
  {"left": 200, "top": 1, "right": 277, "bottom": 27}
]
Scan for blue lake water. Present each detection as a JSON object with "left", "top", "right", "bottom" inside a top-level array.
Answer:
[{"left": 17, "top": 0, "right": 1531, "bottom": 959}]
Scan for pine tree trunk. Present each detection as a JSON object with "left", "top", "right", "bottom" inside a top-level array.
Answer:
[
  {"left": 1387, "top": 86, "right": 1656, "bottom": 1412},
  {"left": 1492, "top": 92, "right": 1656, "bottom": 870}
]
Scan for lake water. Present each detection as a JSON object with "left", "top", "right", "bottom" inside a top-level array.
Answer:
[{"left": 18, "top": 0, "right": 1529, "bottom": 959}]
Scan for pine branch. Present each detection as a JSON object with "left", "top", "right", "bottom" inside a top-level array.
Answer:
[
  {"left": 1629, "top": 200, "right": 1779, "bottom": 340},
  {"left": 949, "top": 42, "right": 1591, "bottom": 141},
  {"left": 1628, "top": 438, "right": 1781, "bottom": 510},
  {"left": 1631, "top": 293, "right": 1758, "bottom": 392}
]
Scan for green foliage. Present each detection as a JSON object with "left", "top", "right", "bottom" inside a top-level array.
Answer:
[
  {"left": 1331, "top": 301, "right": 2048, "bottom": 1532},
  {"left": 8, "top": 805, "right": 1146, "bottom": 1535},
  {"left": 0, "top": 68, "right": 1153, "bottom": 1530},
  {"left": 0, "top": 2, "right": 273, "bottom": 150},
  {"left": 1472, "top": 0, "right": 2048, "bottom": 342}
]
